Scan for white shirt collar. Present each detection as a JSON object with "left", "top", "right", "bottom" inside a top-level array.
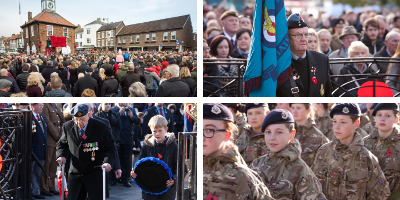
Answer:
[
  {"left": 223, "top": 30, "right": 236, "bottom": 41},
  {"left": 290, "top": 51, "right": 307, "bottom": 60}
]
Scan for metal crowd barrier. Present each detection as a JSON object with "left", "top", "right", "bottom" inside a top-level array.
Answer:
[
  {"left": 0, "top": 108, "right": 32, "bottom": 200},
  {"left": 176, "top": 132, "right": 197, "bottom": 200},
  {"left": 203, "top": 57, "right": 400, "bottom": 97}
]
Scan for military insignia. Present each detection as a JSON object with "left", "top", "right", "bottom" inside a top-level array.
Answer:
[
  {"left": 379, "top": 179, "right": 385, "bottom": 184},
  {"left": 281, "top": 111, "right": 288, "bottom": 119},
  {"left": 320, "top": 84, "right": 324, "bottom": 96},
  {"left": 254, "top": 103, "right": 259, "bottom": 105},
  {"left": 77, "top": 112, "right": 82, "bottom": 117},
  {"left": 343, "top": 107, "right": 349, "bottom": 114},
  {"left": 211, "top": 105, "right": 221, "bottom": 115}
]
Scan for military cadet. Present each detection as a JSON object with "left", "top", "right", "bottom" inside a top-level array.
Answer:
[
  {"left": 311, "top": 103, "right": 391, "bottom": 199},
  {"left": 223, "top": 103, "right": 248, "bottom": 142},
  {"left": 361, "top": 103, "right": 377, "bottom": 134},
  {"left": 276, "top": 13, "right": 333, "bottom": 97},
  {"left": 290, "top": 103, "right": 330, "bottom": 166},
  {"left": 56, "top": 104, "right": 116, "bottom": 200},
  {"left": 250, "top": 109, "right": 326, "bottom": 200},
  {"left": 235, "top": 103, "right": 270, "bottom": 165},
  {"left": 364, "top": 103, "right": 400, "bottom": 200},
  {"left": 203, "top": 103, "right": 274, "bottom": 200},
  {"left": 313, "top": 103, "right": 335, "bottom": 140}
]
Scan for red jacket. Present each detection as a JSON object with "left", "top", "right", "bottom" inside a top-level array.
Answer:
[
  {"left": 113, "top": 64, "right": 119, "bottom": 75},
  {"left": 161, "top": 61, "right": 169, "bottom": 70},
  {"left": 145, "top": 66, "right": 161, "bottom": 76}
]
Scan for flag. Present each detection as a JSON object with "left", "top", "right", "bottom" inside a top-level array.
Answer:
[{"left": 243, "top": 0, "right": 292, "bottom": 97}]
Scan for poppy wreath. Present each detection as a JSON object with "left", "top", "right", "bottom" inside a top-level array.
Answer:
[
  {"left": 57, "top": 173, "right": 68, "bottom": 200},
  {"left": 50, "top": 36, "right": 67, "bottom": 47}
]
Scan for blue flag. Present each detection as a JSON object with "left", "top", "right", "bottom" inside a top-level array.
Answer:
[{"left": 243, "top": 0, "right": 292, "bottom": 97}]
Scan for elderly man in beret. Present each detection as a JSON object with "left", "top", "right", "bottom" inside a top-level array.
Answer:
[
  {"left": 56, "top": 104, "right": 115, "bottom": 200},
  {"left": 277, "top": 13, "right": 332, "bottom": 97},
  {"left": 206, "top": 10, "right": 239, "bottom": 48},
  {"left": 0, "top": 79, "right": 12, "bottom": 97}
]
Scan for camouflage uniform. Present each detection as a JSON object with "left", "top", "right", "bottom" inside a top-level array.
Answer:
[
  {"left": 364, "top": 128, "right": 400, "bottom": 199},
  {"left": 315, "top": 109, "right": 334, "bottom": 140},
  {"left": 203, "top": 145, "right": 275, "bottom": 200},
  {"left": 235, "top": 124, "right": 268, "bottom": 166},
  {"left": 231, "top": 113, "right": 249, "bottom": 143},
  {"left": 360, "top": 112, "right": 372, "bottom": 128},
  {"left": 311, "top": 132, "right": 391, "bottom": 200},
  {"left": 250, "top": 139, "right": 326, "bottom": 200},
  {"left": 295, "top": 119, "right": 330, "bottom": 166}
]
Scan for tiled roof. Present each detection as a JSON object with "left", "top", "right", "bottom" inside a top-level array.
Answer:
[
  {"left": 117, "top": 15, "right": 190, "bottom": 36},
  {"left": 15, "top": 35, "right": 22, "bottom": 39},
  {"left": 21, "top": 11, "right": 77, "bottom": 28},
  {"left": 9, "top": 34, "right": 20, "bottom": 40},
  {"left": 76, "top": 28, "right": 84, "bottom": 33},
  {"left": 97, "top": 21, "right": 123, "bottom": 32},
  {"left": 85, "top": 19, "right": 105, "bottom": 26}
]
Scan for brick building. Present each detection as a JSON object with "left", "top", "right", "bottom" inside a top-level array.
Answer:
[
  {"left": 20, "top": 2, "right": 77, "bottom": 55},
  {"left": 96, "top": 21, "right": 124, "bottom": 51},
  {"left": 116, "top": 15, "right": 196, "bottom": 52}
]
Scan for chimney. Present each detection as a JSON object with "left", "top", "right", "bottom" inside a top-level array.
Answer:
[
  {"left": 28, "top": 12, "right": 32, "bottom": 21},
  {"left": 97, "top": 18, "right": 101, "bottom": 21},
  {"left": 78, "top": 24, "right": 81, "bottom": 28}
]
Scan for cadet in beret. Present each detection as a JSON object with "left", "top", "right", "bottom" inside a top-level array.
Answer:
[
  {"left": 364, "top": 103, "right": 400, "bottom": 199},
  {"left": 290, "top": 103, "right": 329, "bottom": 166},
  {"left": 235, "top": 103, "right": 270, "bottom": 165},
  {"left": 312, "top": 103, "right": 390, "bottom": 199},
  {"left": 56, "top": 104, "right": 116, "bottom": 200},
  {"left": 206, "top": 10, "right": 239, "bottom": 47},
  {"left": 203, "top": 103, "right": 274, "bottom": 200},
  {"left": 223, "top": 103, "right": 248, "bottom": 142},
  {"left": 313, "top": 103, "right": 335, "bottom": 140},
  {"left": 250, "top": 109, "right": 326, "bottom": 199},
  {"left": 277, "top": 13, "right": 332, "bottom": 97}
]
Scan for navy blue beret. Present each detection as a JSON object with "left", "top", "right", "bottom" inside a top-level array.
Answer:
[
  {"left": 70, "top": 104, "right": 89, "bottom": 117},
  {"left": 287, "top": 13, "right": 308, "bottom": 30},
  {"left": 222, "top": 103, "right": 240, "bottom": 109},
  {"left": 372, "top": 103, "right": 399, "bottom": 116},
  {"left": 262, "top": 109, "right": 294, "bottom": 133},
  {"left": 204, "top": 103, "right": 234, "bottom": 122},
  {"left": 245, "top": 103, "right": 269, "bottom": 113},
  {"left": 330, "top": 103, "right": 361, "bottom": 118},
  {"left": 370, "top": 103, "right": 378, "bottom": 110}
]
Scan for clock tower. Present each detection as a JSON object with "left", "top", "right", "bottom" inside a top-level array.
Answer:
[{"left": 41, "top": 0, "right": 56, "bottom": 12}]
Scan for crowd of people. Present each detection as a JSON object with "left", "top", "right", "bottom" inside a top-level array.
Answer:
[
  {"left": 0, "top": 50, "right": 197, "bottom": 97},
  {"left": 1, "top": 103, "right": 194, "bottom": 200},
  {"left": 204, "top": 103, "right": 400, "bottom": 199},
  {"left": 203, "top": 1, "right": 400, "bottom": 97}
]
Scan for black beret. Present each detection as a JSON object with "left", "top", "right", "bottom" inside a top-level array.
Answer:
[
  {"left": 70, "top": 104, "right": 89, "bottom": 117},
  {"left": 245, "top": 103, "right": 269, "bottom": 113},
  {"left": 262, "top": 109, "right": 294, "bottom": 133},
  {"left": 331, "top": 18, "right": 345, "bottom": 27},
  {"left": 204, "top": 103, "right": 234, "bottom": 122},
  {"left": 370, "top": 103, "right": 378, "bottom": 110},
  {"left": 372, "top": 103, "right": 399, "bottom": 116},
  {"left": 287, "top": 13, "right": 308, "bottom": 30},
  {"left": 222, "top": 103, "right": 240, "bottom": 109},
  {"left": 330, "top": 103, "right": 361, "bottom": 118}
]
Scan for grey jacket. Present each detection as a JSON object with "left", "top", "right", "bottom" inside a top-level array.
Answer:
[{"left": 144, "top": 70, "right": 160, "bottom": 90}]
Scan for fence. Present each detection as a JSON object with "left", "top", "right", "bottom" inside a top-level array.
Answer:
[
  {"left": 203, "top": 57, "right": 400, "bottom": 97},
  {"left": 0, "top": 108, "right": 32, "bottom": 200},
  {"left": 176, "top": 132, "right": 197, "bottom": 200}
]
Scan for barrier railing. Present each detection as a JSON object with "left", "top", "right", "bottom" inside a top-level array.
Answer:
[{"left": 176, "top": 132, "right": 197, "bottom": 200}]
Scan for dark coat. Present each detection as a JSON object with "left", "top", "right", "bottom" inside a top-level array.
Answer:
[
  {"left": 276, "top": 50, "right": 333, "bottom": 97},
  {"left": 57, "top": 67, "right": 68, "bottom": 86},
  {"left": 91, "top": 72, "right": 102, "bottom": 94},
  {"left": 101, "top": 79, "right": 118, "bottom": 97},
  {"left": 95, "top": 110, "right": 122, "bottom": 143},
  {"left": 360, "top": 32, "right": 385, "bottom": 55},
  {"left": 69, "top": 68, "right": 79, "bottom": 86},
  {"left": 139, "top": 133, "right": 178, "bottom": 200},
  {"left": 0, "top": 76, "right": 20, "bottom": 93},
  {"left": 110, "top": 106, "right": 141, "bottom": 145},
  {"left": 181, "top": 77, "right": 196, "bottom": 95},
  {"left": 44, "top": 84, "right": 67, "bottom": 96},
  {"left": 38, "top": 63, "right": 47, "bottom": 73},
  {"left": 373, "top": 46, "right": 391, "bottom": 74},
  {"left": 230, "top": 48, "right": 248, "bottom": 59},
  {"left": 26, "top": 85, "right": 42, "bottom": 97},
  {"left": 155, "top": 77, "right": 191, "bottom": 97},
  {"left": 42, "top": 66, "right": 58, "bottom": 84},
  {"left": 121, "top": 71, "right": 141, "bottom": 97},
  {"left": 0, "top": 90, "right": 10, "bottom": 97},
  {"left": 62, "top": 61, "right": 69, "bottom": 68},
  {"left": 16, "top": 72, "right": 30, "bottom": 91},
  {"left": 72, "top": 74, "right": 98, "bottom": 97},
  {"left": 8, "top": 65, "right": 16, "bottom": 79},
  {"left": 141, "top": 106, "right": 173, "bottom": 137},
  {"left": 44, "top": 89, "right": 72, "bottom": 97},
  {"left": 77, "top": 64, "right": 89, "bottom": 74},
  {"left": 334, "top": 63, "right": 375, "bottom": 97},
  {"left": 32, "top": 113, "right": 47, "bottom": 160},
  {"left": 203, "top": 63, "right": 221, "bottom": 97}
]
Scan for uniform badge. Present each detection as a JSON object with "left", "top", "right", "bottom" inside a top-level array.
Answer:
[
  {"left": 77, "top": 112, "right": 82, "bottom": 117},
  {"left": 320, "top": 84, "right": 324, "bottom": 96},
  {"left": 254, "top": 103, "right": 259, "bottom": 105},
  {"left": 343, "top": 107, "right": 349, "bottom": 114},
  {"left": 281, "top": 111, "right": 288, "bottom": 119},
  {"left": 211, "top": 105, "right": 221, "bottom": 115}
]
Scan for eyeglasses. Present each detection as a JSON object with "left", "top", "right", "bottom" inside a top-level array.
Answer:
[
  {"left": 289, "top": 33, "right": 311, "bottom": 39},
  {"left": 203, "top": 128, "right": 228, "bottom": 138},
  {"left": 203, "top": 47, "right": 210, "bottom": 51}
]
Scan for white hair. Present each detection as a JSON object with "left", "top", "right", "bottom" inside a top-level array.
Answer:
[
  {"left": 167, "top": 64, "right": 179, "bottom": 77},
  {"left": 50, "top": 72, "right": 59, "bottom": 79},
  {"left": 385, "top": 31, "right": 400, "bottom": 41},
  {"left": 348, "top": 41, "right": 369, "bottom": 58},
  {"left": 317, "top": 29, "right": 332, "bottom": 40}
]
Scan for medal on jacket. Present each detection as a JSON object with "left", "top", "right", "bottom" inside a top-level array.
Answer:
[
  {"left": 32, "top": 121, "right": 36, "bottom": 133},
  {"left": 292, "top": 67, "right": 300, "bottom": 80},
  {"left": 311, "top": 66, "right": 317, "bottom": 84}
]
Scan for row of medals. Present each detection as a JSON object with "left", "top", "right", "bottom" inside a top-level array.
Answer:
[{"left": 83, "top": 142, "right": 99, "bottom": 161}]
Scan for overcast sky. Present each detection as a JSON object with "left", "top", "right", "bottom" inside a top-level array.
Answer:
[{"left": 0, "top": 0, "right": 197, "bottom": 37}]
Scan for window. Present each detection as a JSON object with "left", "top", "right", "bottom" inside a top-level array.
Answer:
[
  {"left": 102, "top": 32, "right": 104, "bottom": 38},
  {"left": 107, "top": 31, "right": 110, "bottom": 38},
  {"left": 98, "top": 40, "right": 100, "bottom": 46},
  {"left": 123, "top": 36, "right": 126, "bottom": 43},
  {"left": 163, "top": 32, "right": 168, "bottom": 40},
  {"left": 106, "top": 40, "right": 109, "bottom": 46},
  {"left": 80, "top": 42, "right": 82, "bottom": 47},
  {"left": 146, "top": 34, "right": 149, "bottom": 42},
  {"left": 136, "top": 35, "right": 139, "bottom": 42},
  {"left": 111, "top": 30, "right": 113, "bottom": 36},
  {"left": 171, "top": 31, "right": 176, "bottom": 40},
  {"left": 131, "top": 35, "right": 134, "bottom": 43},
  {"left": 80, "top": 34, "right": 82, "bottom": 39},
  {"left": 47, "top": 25, "right": 53, "bottom": 36},
  {"left": 152, "top": 33, "right": 156, "bottom": 41},
  {"left": 26, "top": 28, "right": 28, "bottom": 38},
  {"left": 63, "top": 28, "right": 68, "bottom": 37},
  {"left": 31, "top": 25, "right": 34, "bottom": 36},
  {"left": 87, "top": 38, "right": 91, "bottom": 44},
  {"left": 118, "top": 37, "right": 121, "bottom": 44},
  {"left": 193, "top": 35, "right": 196, "bottom": 40},
  {"left": 102, "top": 40, "right": 104, "bottom": 46},
  {"left": 98, "top": 32, "right": 100, "bottom": 38},
  {"left": 87, "top": 28, "right": 90, "bottom": 34},
  {"left": 111, "top": 39, "right": 113, "bottom": 46}
]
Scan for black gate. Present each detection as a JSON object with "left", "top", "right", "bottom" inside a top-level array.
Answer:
[
  {"left": 176, "top": 132, "right": 197, "bottom": 200},
  {"left": 0, "top": 108, "right": 32, "bottom": 200}
]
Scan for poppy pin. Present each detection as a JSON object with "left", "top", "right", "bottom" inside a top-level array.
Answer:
[
  {"left": 387, "top": 149, "right": 393, "bottom": 157},
  {"left": 273, "top": 186, "right": 277, "bottom": 190},
  {"left": 33, "top": 116, "right": 36, "bottom": 120},
  {"left": 206, "top": 194, "right": 217, "bottom": 200},
  {"left": 158, "top": 154, "right": 162, "bottom": 159},
  {"left": 312, "top": 77, "right": 317, "bottom": 84},
  {"left": 82, "top": 135, "right": 87, "bottom": 140}
]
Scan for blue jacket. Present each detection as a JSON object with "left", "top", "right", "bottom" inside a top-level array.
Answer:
[
  {"left": 110, "top": 106, "right": 140, "bottom": 144},
  {"left": 32, "top": 113, "right": 47, "bottom": 160}
]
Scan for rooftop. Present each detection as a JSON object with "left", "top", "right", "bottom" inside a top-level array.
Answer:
[
  {"left": 97, "top": 21, "right": 124, "bottom": 32},
  {"left": 117, "top": 15, "right": 190, "bottom": 35},
  {"left": 21, "top": 11, "right": 77, "bottom": 28}
]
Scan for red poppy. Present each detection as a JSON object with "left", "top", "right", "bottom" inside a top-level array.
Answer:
[
  {"left": 82, "top": 135, "right": 87, "bottom": 140},
  {"left": 204, "top": 74, "right": 208, "bottom": 77},
  {"left": 32, "top": 117, "right": 36, "bottom": 121},
  {"left": 273, "top": 186, "right": 276, "bottom": 190},
  {"left": 158, "top": 154, "right": 162, "bottom": 159},
  {"left": 331, "top": 174, "right": 337, "bottom": 177},
  {"left": 312, "top": 77, "right": 317, "bottom": 84},
  {"left": 206, "top": 194, "right": 217, "bottom": 200},
  {"left": 387, "top": 149, "right": 393, "bottom": 157}
]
